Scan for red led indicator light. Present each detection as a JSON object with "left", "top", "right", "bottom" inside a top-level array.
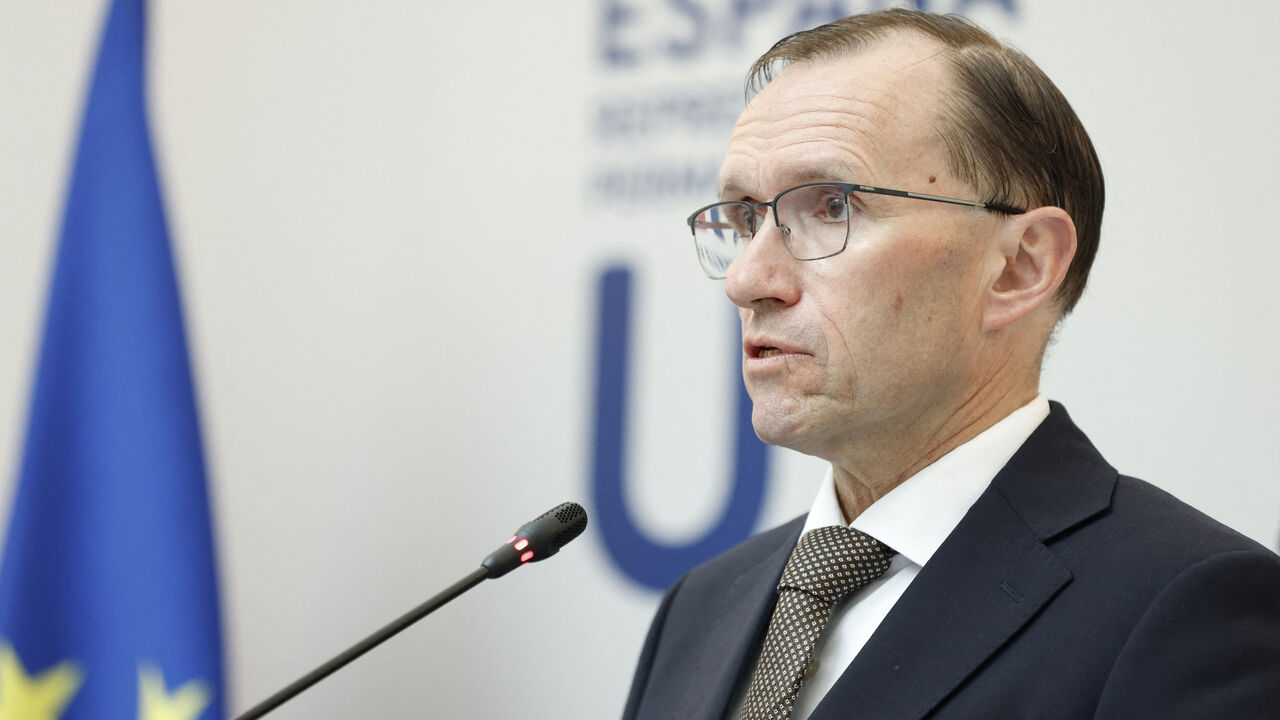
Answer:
[
  {"left": 505, "top": 535, "right": 517, "bottom": 545},
  {"left": 520, "top": 550, "right": 535, "bottom": 563},
  {"left": 514, "top": 538, "right": 529, "bottom": 551}
]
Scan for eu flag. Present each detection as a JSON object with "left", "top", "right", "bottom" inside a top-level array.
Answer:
[{"left": 0, "top": 0, "right": 224, "bottom": 718}]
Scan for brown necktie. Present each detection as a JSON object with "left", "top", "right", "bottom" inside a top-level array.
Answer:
[{"left": 737, "top": 525, "right": 896, "bottom": 720}]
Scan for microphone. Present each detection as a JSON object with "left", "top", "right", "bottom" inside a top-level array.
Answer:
[
  {"left": 232, "top": 501, "right": 588, "bottom": 720},
  {"left": 482, "top": 501, "right": 589, "bottom": 577}
]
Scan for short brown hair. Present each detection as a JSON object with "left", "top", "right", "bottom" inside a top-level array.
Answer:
[{"left": 748, "top": 9, "right": 1104, "bottom": 314}]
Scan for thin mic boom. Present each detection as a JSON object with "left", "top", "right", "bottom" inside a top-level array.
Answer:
[{"left": 231, "top": 501, "right": 589, "bottom": 720}]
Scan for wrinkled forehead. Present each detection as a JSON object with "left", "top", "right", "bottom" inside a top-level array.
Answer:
[{"left": 719, "top": 35, "right": 954, "bottom": 199}]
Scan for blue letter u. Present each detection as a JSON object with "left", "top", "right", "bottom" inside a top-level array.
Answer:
[{"left": 591, "top": 266, "right": 769, "bottom": 591}]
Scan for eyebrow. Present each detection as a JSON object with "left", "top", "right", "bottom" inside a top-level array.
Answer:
[{"left": 717, "top": 162, "right": 875, "bottom": 201}]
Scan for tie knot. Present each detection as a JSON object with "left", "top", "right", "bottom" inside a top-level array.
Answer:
[{"left": 778, "top": 526, "right": 895, "bottom": 605}]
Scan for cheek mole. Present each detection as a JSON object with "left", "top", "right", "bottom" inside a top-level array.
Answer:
[{"left": 893, "top": 293, "right": 904, "bottom": 313}]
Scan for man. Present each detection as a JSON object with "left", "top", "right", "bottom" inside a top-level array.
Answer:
[{"left": 623, "top": 9, "right": 1280, "bottom": 720}]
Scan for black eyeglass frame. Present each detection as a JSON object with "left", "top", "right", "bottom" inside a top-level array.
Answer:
[{"left": 686, "top": 181, "right": 1026, "bottom": 273}]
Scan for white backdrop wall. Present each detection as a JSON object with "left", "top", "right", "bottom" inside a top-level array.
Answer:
[{"left": 1, "top": 1, "right": 1278, "bottom": 718}]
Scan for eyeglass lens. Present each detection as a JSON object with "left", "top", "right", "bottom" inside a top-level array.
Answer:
[{"left": 689, "top": 184, "right": 853, "bottom": 279}]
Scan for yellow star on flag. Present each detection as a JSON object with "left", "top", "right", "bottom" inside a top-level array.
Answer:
[
  {"left": 137, "top": 665, "right": 210, "bottom": 720},
  {"left": 0, "top": 643, "right": 83, "bottom": 720}
]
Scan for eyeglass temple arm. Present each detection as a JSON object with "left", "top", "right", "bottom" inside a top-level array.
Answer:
[{"left": 850, "top": 184, "right": 1025, "bottom": 215}]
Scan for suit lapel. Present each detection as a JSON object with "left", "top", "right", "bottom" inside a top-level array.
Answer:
[
  {"left": 687, "top": 517, "right": 804, "bottom": 720},
  {"left": 811, "top": 403, "right": 1116, "bottom": 720},
  {"left": 811, "top": 488, "right": 1070, "bottom": 719}
]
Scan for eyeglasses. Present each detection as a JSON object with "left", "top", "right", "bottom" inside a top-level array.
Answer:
[{"left": 686, "top": 181, "right": 1025, "bottom": 279}]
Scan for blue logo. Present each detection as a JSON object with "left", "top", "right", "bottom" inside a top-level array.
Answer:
[
  {"left": 590, "top": 266, "right": 769, "bottom": 591},
  {"left": 599, "top": 0, "right": 1017, "bottom": 69}
]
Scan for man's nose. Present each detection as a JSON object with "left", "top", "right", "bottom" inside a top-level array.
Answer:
[{"left": 724, "top": 217, "right": 801, "bottom": 310}]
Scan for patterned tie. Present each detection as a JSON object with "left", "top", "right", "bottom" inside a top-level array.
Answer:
[{"left": 737, "top": 526, "right": 896, "bottom": 720}]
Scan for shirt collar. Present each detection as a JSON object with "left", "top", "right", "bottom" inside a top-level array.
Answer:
[{"left": 801, "top": 394, "right": 1050, "bottom": 568}]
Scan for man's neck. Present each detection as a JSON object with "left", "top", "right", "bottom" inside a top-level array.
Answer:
[{"left": 831, "top": 384, "right": 1040, "bottom": 522}]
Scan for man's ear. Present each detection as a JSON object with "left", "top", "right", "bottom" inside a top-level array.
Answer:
[{"left": 983, "top": 206, "right": 1077, "bottom": 332}]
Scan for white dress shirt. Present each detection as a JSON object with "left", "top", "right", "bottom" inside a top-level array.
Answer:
[{"left": 730, "top": 395, "right": 1050, "bottom": 720}]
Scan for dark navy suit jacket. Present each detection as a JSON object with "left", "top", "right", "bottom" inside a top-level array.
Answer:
[{"left": 622, "top": 403, "right": 1280, "bottom": 719}]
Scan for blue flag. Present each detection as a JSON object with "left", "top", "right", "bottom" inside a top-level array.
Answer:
[{"left": 0, "top": 0, "right": 224, "bottom": 717}]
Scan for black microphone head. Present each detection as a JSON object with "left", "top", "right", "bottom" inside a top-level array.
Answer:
[
  {"left": 481, "top": 502, "right": 588, "bottom": 578},
  {"left": 532, "top": 501, "right": 589, "bottom": 555}
]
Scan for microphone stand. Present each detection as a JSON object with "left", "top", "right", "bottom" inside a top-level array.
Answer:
[
  {"left": 229, "top": 501, "right": 587, "bottom": 720},
  {"left": 232, "top": 567, "right": 490, "bottom": 720}
]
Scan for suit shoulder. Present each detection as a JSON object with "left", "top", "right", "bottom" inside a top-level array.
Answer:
[
  {"left": 1053, "top": 472, "right": 1278, "bottom": 591},
  {"left": 1110, "top": 474, "right": 1274, "bottom": 557}
]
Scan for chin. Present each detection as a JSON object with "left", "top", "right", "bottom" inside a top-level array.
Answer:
[
  {"left": 749, "top": 391, "right": 856, "bottom": 459},
  {"left": 750, "top": 403, "right": 812, "bottom": 450}
]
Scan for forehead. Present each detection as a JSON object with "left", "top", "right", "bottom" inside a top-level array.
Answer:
[{"left": 720, "top": 34, "right": 953, "bottom": 199}]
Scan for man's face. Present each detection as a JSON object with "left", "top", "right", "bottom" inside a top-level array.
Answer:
[{"left": 720, "top": 35, "right": 1006, "bottom": 460}]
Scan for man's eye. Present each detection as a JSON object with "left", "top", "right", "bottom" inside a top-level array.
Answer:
[
  {"left": 822, "top": 195, "right": 849, "bottom": 221},
  {"left": 727, "top": 207, "right": 755, "bottom": 236}
]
